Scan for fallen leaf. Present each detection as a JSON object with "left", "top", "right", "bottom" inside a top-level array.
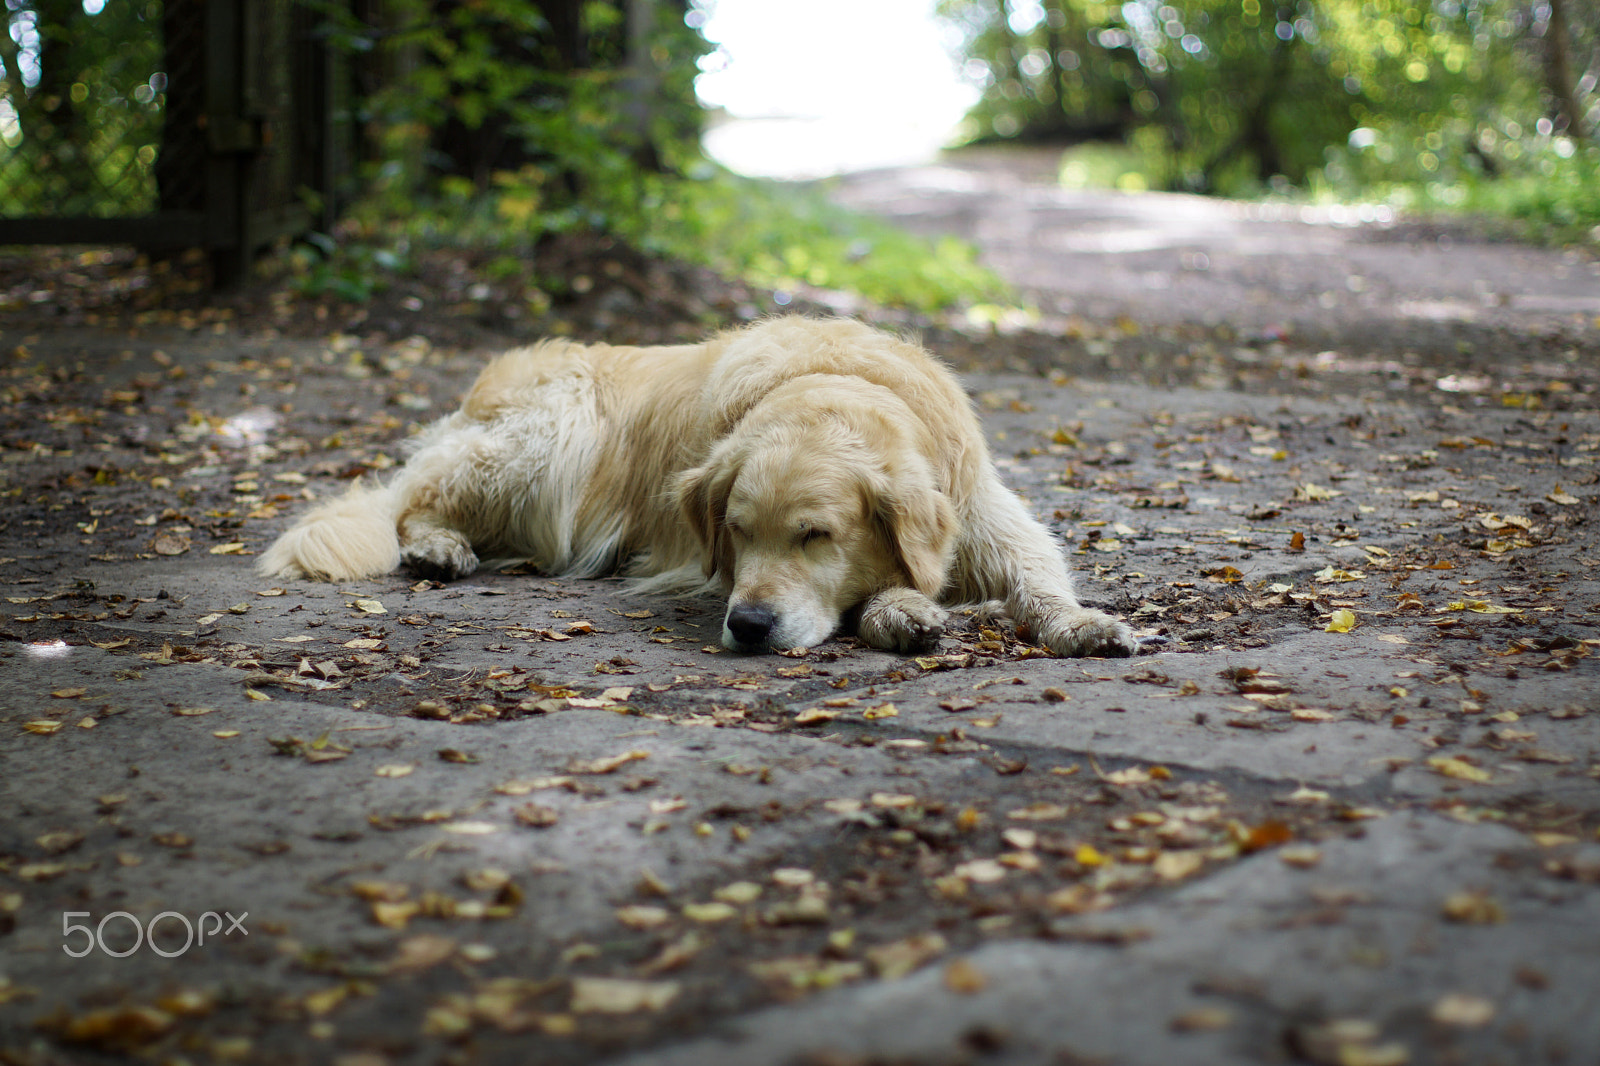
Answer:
[
  {"left": 1314, "top": 566, "right": 1365, "bottom": 584},
  {"left": 352, "top": 598, "right": 387, "bottom": 615},
  {"left": 1325, "top": 609, "right": 1358, "bottom": 633},
  {"left": 387, "top": 934, "right": 459, "bottom": 974},
  {"left": 682, "top": 901, "right": 738, "bottom": 923},
  {"left": 569, "top": 978, "right": 679, "bottom": 1014},
  {"left": 513, "top": 804, "right": 559, "bottom": 828},
  {"left": 151, "top": 532, "right": 190, "bottom": 556},
  {"left": 568, "top": 749, "right": 649, "bottom": 774},
  {"left": 1441, "top": 890, "right": 1504, "bottom": 924},
  {"left": 1291, "top": 708, "right": 1337, "bottom": 723},
  {"left": 1294, "top": 483, "right": 1343, "bottom": 501},
  {"left": 1170, "top": 1007, "right": 1233, "bottom": 1032},
  {"left": 371, "top": 900, "right": 422, "bottom": 929},
  {"left": 1439, "top": 600, "right": 1522, "bottom": 615},
  {"left": 1427, "top": 756, "right": 1492, "bottom": 783},
  {"left": 616, "top": 905, "right": 672, "bottom": 929},
  {"left": 47, "top": 1004, "right": 176, "bottom": 1051},
  {"left": 496, "top": 776, "right": 573, "bottom": 795},
  {"left": 1152, "top": 850, "right": 1205, "bottom": 880},
  {"left": 375, "top": 764, "right": 415, "bottom": 778},
  {"left": 302, "top": 986, "right": 350, "bottom": 1017},
  {"left": 713, "top": 881, "right": 762, "bottom": 904},
  {"left": 1547, "top": 486, "right": 1579, "bottom": 506},
  {"left": 1430, "top": 993, "right": 1495, "bottom": 1028},
  {"left": 36, "top": 831, "right": 85, "bottom": 855},
  {"left": 942, "top": 958, "right": 988, "bottom": 994},
  {"left": 865, "top": 933, "right": 947, "bottom": 980},
  {"left": 953, "top": 858, "right": 1007, "bottom": 883},
  {"left": 794, "top": 706, "right": 840, "bottom": 725}
]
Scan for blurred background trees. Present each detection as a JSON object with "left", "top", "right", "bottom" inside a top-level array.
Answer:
[
  {"left": 940, "top": 0, "right": 1596, "bottom": 227},
  {"left": 0, "top": 0, "right": 1594, "bottom": 308}
]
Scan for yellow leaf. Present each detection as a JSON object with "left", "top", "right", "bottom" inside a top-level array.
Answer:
[
  {"left": 794, "top": 706, "right": 840, "bottom": 725},
  {"left": 1325, "top": 609, "right": 1358, "bottom": 633},
  {"left": 1294, "top": 483, "right": 1343, "bottom": 501},
  {"left": 1427, "top": 756, "right": 1492, "bottom": 783},
  {"left": 208, "top": 542, "right": 247, "bottom": 555},
  {"left": 1314, "top": 566, "right": 1365, "bottom": 583},
  {"left": 1439, "top": 600, "right": 1522, "bottom": 615},
  {"left": 1074, "top": 843, "right": 1107, "bottom": 867},
  {"left": 353, "top": 599, "right": 387, "bottom": 615}
]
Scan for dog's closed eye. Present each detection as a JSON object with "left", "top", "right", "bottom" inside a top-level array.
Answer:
[{"left": 800, "top": 527, "right": 831, "bottom": 547}]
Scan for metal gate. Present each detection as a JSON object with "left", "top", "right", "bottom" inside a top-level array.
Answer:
[{"left": 0, "top": 0, "right": 352, "bottom": 284}]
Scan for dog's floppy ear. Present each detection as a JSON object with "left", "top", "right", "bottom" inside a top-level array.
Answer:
[
  {"left": 674, "top": 449, "right": 739, "bottom": 581},
  {"left": 871, "top": 464, "right": 957, "bottom": 597}
]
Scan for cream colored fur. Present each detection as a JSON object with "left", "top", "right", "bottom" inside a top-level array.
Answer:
[{"left": 258, "top": 317, "right": 1135, "bottom": 657}]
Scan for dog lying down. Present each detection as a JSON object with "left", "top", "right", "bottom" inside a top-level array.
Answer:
[{"left": 259, "top": 316, "right": 1136, "bottom": 657}]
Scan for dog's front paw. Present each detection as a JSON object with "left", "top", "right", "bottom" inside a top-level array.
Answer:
[
  {"left": 400, "top": 529, "right": 478, "bottom": 581},
  {"left": 858, "top": 588, "right": 947, "bottom": 654},
  {"left": 1036, "top": 608, "right": 1137, "bottom": 658}
]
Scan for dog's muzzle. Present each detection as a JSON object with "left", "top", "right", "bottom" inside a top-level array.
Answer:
[{"left": 724, "top": 603, "right": 777, "bottom": 651}]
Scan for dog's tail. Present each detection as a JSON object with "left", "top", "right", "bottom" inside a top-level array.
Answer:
[{"left": 256, "top": 481, "right": 401, "bottom": 582}]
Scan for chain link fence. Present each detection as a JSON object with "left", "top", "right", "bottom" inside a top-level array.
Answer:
[{"left": 0, "top": 0, "right": 352, "bottom": 283}]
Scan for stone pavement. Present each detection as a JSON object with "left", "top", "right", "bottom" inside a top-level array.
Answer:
[{"left": 2, "top": 179, "right": 1599, "bottom": 1066}]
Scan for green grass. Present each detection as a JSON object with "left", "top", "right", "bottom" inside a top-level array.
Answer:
[{"left": 634, "top": 171, "right": 1012, "bottom": 312}]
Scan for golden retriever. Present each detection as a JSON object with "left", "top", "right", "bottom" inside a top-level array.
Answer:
[{"left": 258, "top": 317, "right": 1135, "bottom": 657}]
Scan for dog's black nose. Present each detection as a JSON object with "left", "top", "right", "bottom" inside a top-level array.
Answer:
[{"left": 726, "top": 603, "right": 776, "bottom": 648}]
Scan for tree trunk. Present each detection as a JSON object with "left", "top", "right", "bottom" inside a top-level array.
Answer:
[{"left": 1544, "top": 0, "right": 1589, "bottom": 139}]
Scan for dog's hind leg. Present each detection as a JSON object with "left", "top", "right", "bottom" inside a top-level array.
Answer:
[
  {"left": 256, "top": 482, "right": 401, "bottom": 581},
  {"left": 956, "top": 479, "right": 1136, "bottom": 658}
]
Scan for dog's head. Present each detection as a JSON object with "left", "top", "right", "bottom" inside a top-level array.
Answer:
[{"left": 676, "top": 377, "right": 956, "bottom": 652}]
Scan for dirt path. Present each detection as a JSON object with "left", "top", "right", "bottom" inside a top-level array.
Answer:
[
  {"left": 0, "top": 165, "right": 1597, "bottom": 1066},
  {"left": 833, "top": 147, "right": 1600, "bottom": 367}
]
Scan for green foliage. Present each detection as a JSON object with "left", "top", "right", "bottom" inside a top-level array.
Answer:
[
  {"left": 941, "top": 0, "right": 1599, "bottom": 237},
  {"left": 289, "top": 166, "right": 1010, "bottom": 314},
  {"left": 1386, "top": 138, "right": 1600, "bottom": 241},
  {"left": 312, "top": 0, "right": 709, "bottom": 209},
  {"left": 0, "top": 0, "right": 166, "bottom": 216}
]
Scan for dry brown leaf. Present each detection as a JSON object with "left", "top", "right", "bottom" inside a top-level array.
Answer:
[
  {"left": 569, "top": 749, "right": 650, "bottom": 774},
  {"left": 943, "top": 958, "right": 988, "bottom": 994},
  {"left": 866, "top": 933, "right": 947, "bottom": 980}
]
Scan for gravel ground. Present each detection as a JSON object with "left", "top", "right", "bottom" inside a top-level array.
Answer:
[{"left": 1, "top": 155, "right": 1597, "bottom": 1066}]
